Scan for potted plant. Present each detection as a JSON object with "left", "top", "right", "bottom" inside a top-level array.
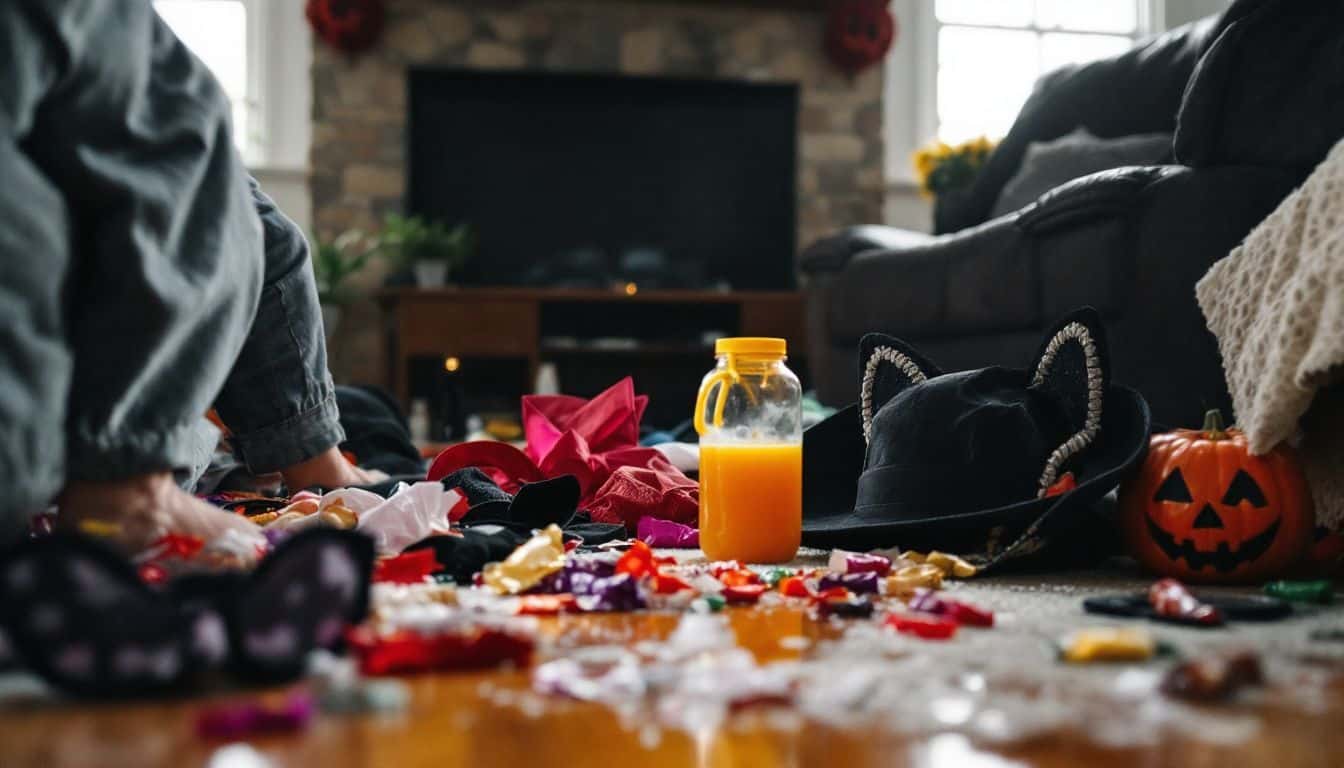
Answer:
[
  {"left": 312, "top": 228, "right": 378, "bottom": 339},
  {"left": 378, "top": 214, "right": 474, "bottom": 288},
  {"left": 912, "top": 135, "right": 996, "bottom": 198}
]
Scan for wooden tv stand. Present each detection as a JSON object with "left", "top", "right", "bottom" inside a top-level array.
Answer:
[{"left": 377, "top": 286, "right": 806, "bottom": 408}]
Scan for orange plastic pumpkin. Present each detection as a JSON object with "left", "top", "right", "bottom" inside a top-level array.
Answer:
[{"left": 1118, "top": 410, "right": 1313, "bottom": 584}]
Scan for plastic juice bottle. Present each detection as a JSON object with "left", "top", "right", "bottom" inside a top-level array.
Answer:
[{"left": 694, "top": 337, "right": 802, "bottom": 563}]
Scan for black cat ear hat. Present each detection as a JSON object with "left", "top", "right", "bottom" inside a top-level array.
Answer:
[{"left": 802, "top": 308, "right": 1152, "bottom": 567}]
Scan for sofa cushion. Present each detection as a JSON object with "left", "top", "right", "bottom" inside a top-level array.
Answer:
[
  {"left": 934, "top": 16, "right": 1219, "bottom": 235},
  {"left": 1175, "top": 0, "right": 1344, "bottom": 175},
  {"left": 990, "top": 128, "right": 1172, "bottom": 218}
]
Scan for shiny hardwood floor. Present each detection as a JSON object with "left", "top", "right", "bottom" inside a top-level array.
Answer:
[{"left": 3, "top": 608, "right": 1342, "bottom": 768}]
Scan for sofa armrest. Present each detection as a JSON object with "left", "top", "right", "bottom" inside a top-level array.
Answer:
[
  {"left": 799, "top": 225, "right": 936, "bottom": 275},
  {"left": 1015, "top": 165, "right": 1183, "bottom": 234}
]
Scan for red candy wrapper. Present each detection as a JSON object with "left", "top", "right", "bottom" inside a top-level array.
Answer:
[
  {"left": 826, "top": 549, "right": 892, "bottom": 576},
  {"left": 346, "top": 626, "right": 534, "bottom": 676},
  {"left": 723, "top": 584, "right": 768, "bottom": 604},
  {"left": 885, "top": 612, "right": 958, "bottom": 640},
  {"left": 1148, "top": 578, "right": 1224, "bottom": 626},
  {"left": 373, "top": 549, "right": 444, "bottom": 584},
  {"left": 517, "top": 594, "right": 579, "bottom": 615},
  {"left": 615, "top": 540, "right": 673, "bottom": 580},
  {"left": 907, "top": 588, "right": 994, "bottom": 627},
  {"left": 779, "top": 576, "right": 814, "bottom": 598}
]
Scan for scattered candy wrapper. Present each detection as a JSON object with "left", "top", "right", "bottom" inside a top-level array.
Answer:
[
  {"left": 883, "top": 564, "right": 944, "bottom": 596},
  {"left": 884, "top": 611, "right": 958, "bottom": 640},
  {"left": 637, "top": 516, "right": 700, "bottom": 548},
  {"left": 482, "top": 525, "right": 567, "bottom": 595},
  {"left": 1149, "top": 578, "right": 1224, "bottom": 627},
  {"left": 1059, "top": 627, "right": 1155, "bottom": 663},
  {"left": 817, "top": 571, "right": 880, "bottom": 595},
  {"left": 827, "top": 550, "right": 891, "bottom": 576},
  {"left": 1263, "top": 580, "right": 1333, "bottom": 604},
  {"left": 195, "top": 693, "right": 314, "bottom": 740},
  {"left": 814, "top": 596, "right": 874, "bottom": 619},
  {"left": 572, "top": 572, "right": 647, "bottom": 612},
  {"left": 1161, "top": 650, "right": 1263, "bottom": 702},
  {"left": 907, "top": 588, "right": 994, "bottom": 627},
  {"left": 373, "top": 549, "right": 444, "bottom": 584},
  {"left": 346, "top": 624, "right": 534, "bottom": 676}
]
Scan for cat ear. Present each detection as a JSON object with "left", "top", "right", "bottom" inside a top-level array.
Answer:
[
  {"left": 858, "top": 332, "right": 941, "bottom": 443},
  {"left": 1027, "top": 308, "right": 1109, "bottom": 494}
]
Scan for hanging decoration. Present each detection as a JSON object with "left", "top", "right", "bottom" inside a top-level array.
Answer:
[
  {"left": 825, "top": 0, "right": 897, "bottom": 75},
  {"left": 306, "top": 0, "right": 386, "bottom": 57}
]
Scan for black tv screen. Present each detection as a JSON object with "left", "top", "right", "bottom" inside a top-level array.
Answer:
[{"left": 407, "top": 70, "right": 798, "bottom": 290}]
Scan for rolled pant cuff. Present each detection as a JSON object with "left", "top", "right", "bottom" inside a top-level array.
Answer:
[
  {"left": 228, "top": 391, "right": 346, "bottom": 474},
  {"left": 66, "top": 419, "right": 208, "bottom": 483}
]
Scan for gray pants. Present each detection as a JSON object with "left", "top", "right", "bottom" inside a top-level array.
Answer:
[{"left": 0, "top": 1, "right": 343, "bottom": 539}]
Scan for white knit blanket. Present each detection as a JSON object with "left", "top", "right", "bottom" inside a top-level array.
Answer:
[{"left": 1197, "top": 138, "right": 1344, "bottom": 529}]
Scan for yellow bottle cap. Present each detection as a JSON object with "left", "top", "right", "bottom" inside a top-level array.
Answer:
[{"left": 714, "top": 337, "right": 787, "bottom": 357}]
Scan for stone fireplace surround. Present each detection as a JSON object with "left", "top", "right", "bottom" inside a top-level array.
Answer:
[{"left": 310, "top": 0, "right": 884, "bottom": 381}]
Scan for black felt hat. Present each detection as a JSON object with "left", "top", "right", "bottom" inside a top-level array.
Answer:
[{"left": 802, "top": 308, "right": 1151, "bottom": 567}]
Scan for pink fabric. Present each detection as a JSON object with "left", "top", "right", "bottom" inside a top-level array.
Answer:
[{"left": 428, "top": 378, "right": 699, "bottom": 532}]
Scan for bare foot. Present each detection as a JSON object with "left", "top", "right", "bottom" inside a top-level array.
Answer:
[
  {"left": 57, "top": 473, "right": 264, "bottom": 556},
  {"left": 280, "top": 446, "right": 389, "bottom": 490}
]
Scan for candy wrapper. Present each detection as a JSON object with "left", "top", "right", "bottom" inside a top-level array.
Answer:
[
  {"left": 637, "top": 516, "right": 700, "bottom": 548},
  {"left": 1059, "top": 627, "right": 1155, "bottom": 663},
  {"left": 1148, "top": 578, "right": 1224, "bottom": 627},
  {"left": 826, "top": 550, "right": 891, "bottom": 576},
  {"left": 196, "top": 693, "right": 314, "bottom": 740},
  {"left": 347, "top": 625, "right": 535, "bottom": 676},
  {"left": 817, "top": 571, "right": 880, "bottom": 595},
  {"left": 1161, "top": 650, "right": 1263, "bottom": 701},
  {"left": 482, "top": 525, "right": 567, "bottom": 594},
  {"left": 907, "top": 588, "right": 994, "bottom": 627},
  {"left": 570, "top": 572, "right": 646, "bottom": 612}
]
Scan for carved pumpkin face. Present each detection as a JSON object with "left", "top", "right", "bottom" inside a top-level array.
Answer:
[
  {"left": 1119, "top": 411, "right": 1313, "bottom": 584},
  {"left": 825, "top": 0, "right": 897, "bottom": 75}
]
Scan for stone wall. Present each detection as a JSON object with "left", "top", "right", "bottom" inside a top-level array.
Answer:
[{"left": 310, "top": 0, "right": 884, "bottom": 382}]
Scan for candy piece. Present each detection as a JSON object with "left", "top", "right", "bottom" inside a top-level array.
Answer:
[
  {"left": 346, "top": 626, "right": 534, "bottom": 676},
  {"left": 719, "top": 569, "right": 762, "bottom": 588},
  {"left": 1148, "top": 578, "right": 1224, "bottom": 626},
  {"left": 815, "top": 596, "right": 874, "bottom": 619},
  {"left": 1263, "top": 580, "right": 1333, "bottom": 604},
  {"left": 778, "top": 576, "right": 814, "bottom": 598},
  {"left": 924, "top": 551, "right": 977, "bottom": 578},
  {"left": 482, "top": 525, "right": 567, "bottom": 595},
  {"left": 572, "top": 573, "right": 646, "bottom": 612},
  {"left": 636, "top": 516, "right": 700, "bottom": 548},
  {"left": 813, "top": 586, "right": 848, "bottom": 601},
  {"left": 374, "top": 549, "right": 444, "bottom": 584},
  {"left": 1043, "top": 471, "right": 1077, "bottom": 498},
  {"left": 826, "top": 550, "right": 892, "bottom": 576},
  {"left": 77, "top": 519, "right": 123, "bottom": 538},
  {"left": 517, "top": 594, "right": 579, "bottom": 615},
  {"left": 651, "top": 571, "right": 693, "bottom": 595},
  {"left": 691, "top": 595, "right": 726, "bottom": 613},
  {"left": 138, "top": 562, "right": 168, "bottom": 585},
  {"left": 323, "top": 502, "right": 359, "bottom": 529},
  {"left": 884, "top": 564, "right": 944, "bottom": 596},
  {"left": 615, "top": 540, "right": 674, "bottom": 580},
  {"left": 1060, "top": 628, "right": 1155, "bottom": 663},
  {"left": 817, "top": 571, "right": 880, "bottom": 595},
  {"left": 196, "top": 693, "right": 314, "bottom": 740},
  {"left": 1161, "top": 651, "right": 1263, "bottom": 701},
  {"left": 907, "top": 588, "right": 993, "bottom": 627},
  {"left": 247, "top": 511, "right": 280, "bottom": 527},
  {"left": 762, "top": 568, "right": 794, "bottom": 588},
  {"left": 723, "top": 584, "right": 768, "bottom": 604},
  {"left": 885, "top": 612, "right": 958, "bottom": 640}
]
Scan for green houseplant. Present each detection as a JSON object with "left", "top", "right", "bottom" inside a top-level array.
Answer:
[
  {"left": 378, "top": 214, "right": 474, "bottom": 287},
  {"left": 312, "top": 229, "right": 377, "bottom": 337}
]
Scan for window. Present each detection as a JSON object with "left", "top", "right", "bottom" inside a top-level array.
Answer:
[
  {"left": 154, "top": 0, "right": 257, "bottom": 160},
  {"left": 932, "top": 0, "right": 1154, "bottom": 143}
]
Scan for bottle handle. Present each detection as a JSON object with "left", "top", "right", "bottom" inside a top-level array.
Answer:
[{"left": 694, "top": 370, "right": 736, "bottom": 436}]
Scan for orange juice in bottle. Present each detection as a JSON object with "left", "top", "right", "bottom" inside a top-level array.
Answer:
[{"left": 694, "top": 338, "right": 802, "bottom": 563}]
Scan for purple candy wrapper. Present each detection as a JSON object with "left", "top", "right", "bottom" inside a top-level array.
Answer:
[
  {"left": 906, "top": 588, "right": 948, "bottom": 615},
  {"left": 572, "top": 572, "right": 646, "bottom": 612},
  {"left": 817, "top": 571, "right": 880, "bottom": 595},
  {"left": 637, "top": 517, "right": 700, "bottom": 549},
  {"left": 196, "top": 693, "right": 314, "bottom": 740}
]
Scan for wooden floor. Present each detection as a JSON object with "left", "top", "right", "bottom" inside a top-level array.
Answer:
[{"left": 3, "top": 608, "right": 1343, "bottom": 768}]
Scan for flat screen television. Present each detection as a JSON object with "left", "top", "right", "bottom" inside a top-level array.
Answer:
[{"left": 407, "top": 69, "right": 798, "bottom": 290}]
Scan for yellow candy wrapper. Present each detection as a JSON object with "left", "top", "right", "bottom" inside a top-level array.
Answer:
[
  {"left": 482, "top": 524, "right": 567, "bottom": 595},
  {"left": 1060, "top": 627, "right": 1155, "bottom": 663},
  {"left": 883, "top": 564, "right": 944, "bottom": 596},
  {"left": 925, "top": 551, "right": 978, "bottom": 579}
]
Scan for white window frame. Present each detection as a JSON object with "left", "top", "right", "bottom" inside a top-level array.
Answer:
[
  {"left": 885, "top": 0, "right": 1164, "bottom": 185},
  {"left": 155, "top": 0, "right": 311, "bottom": 171}
]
